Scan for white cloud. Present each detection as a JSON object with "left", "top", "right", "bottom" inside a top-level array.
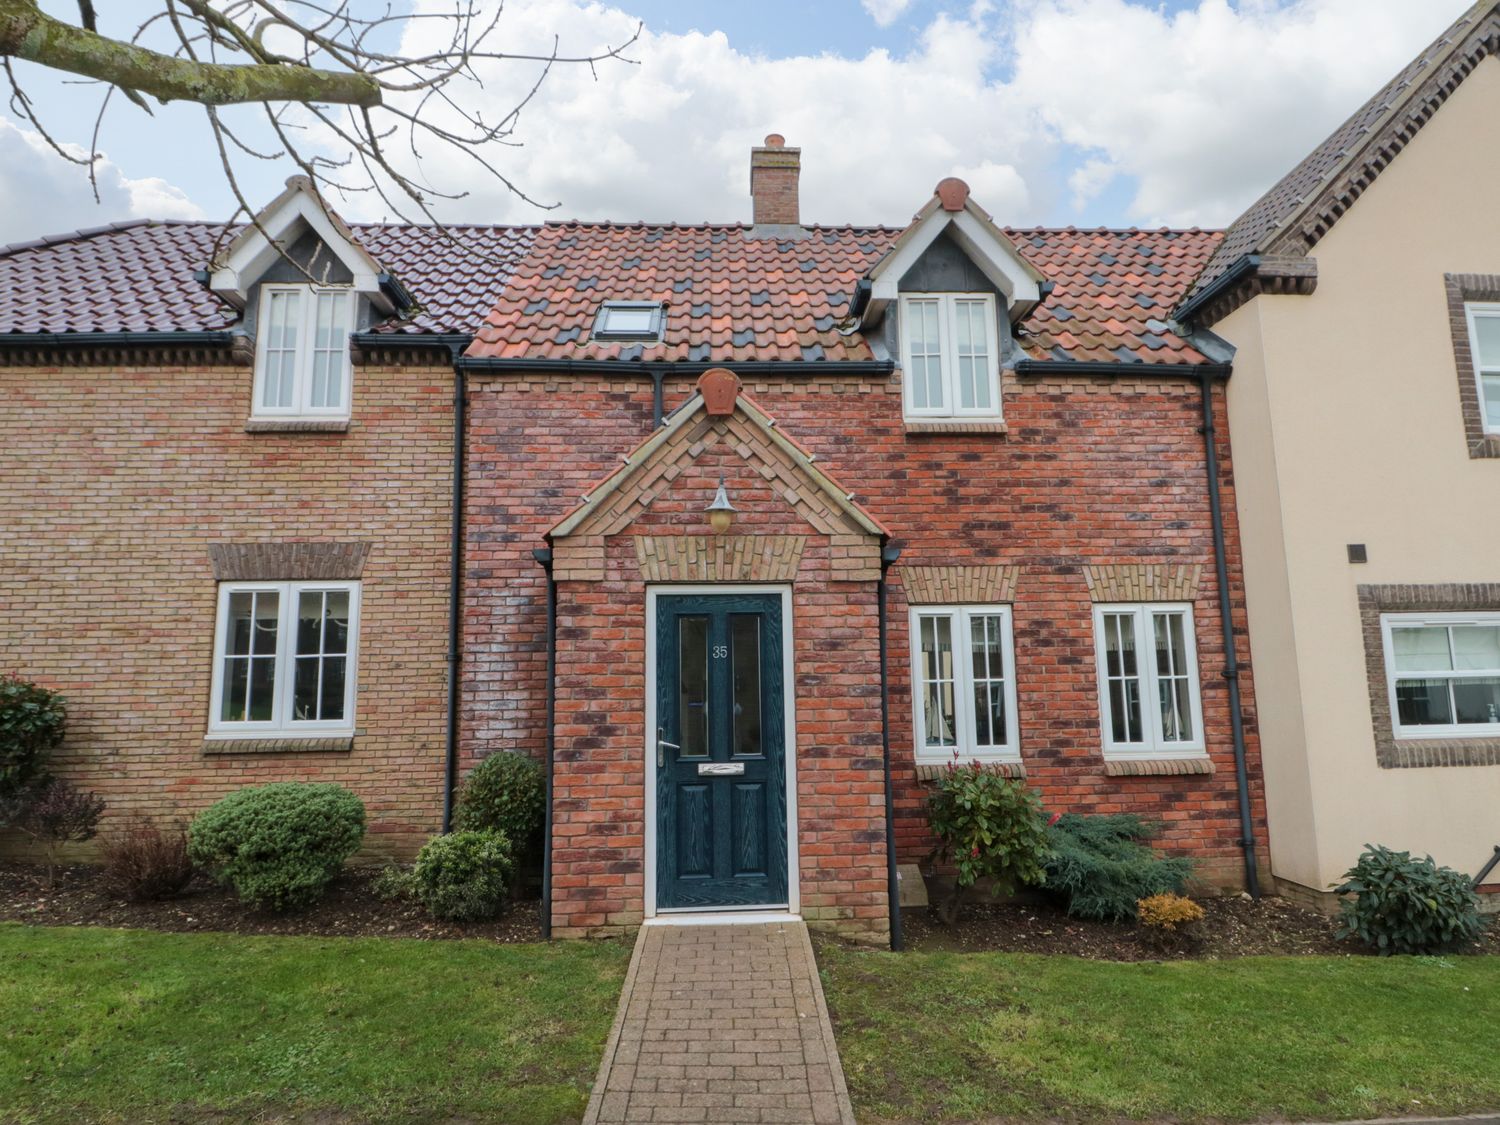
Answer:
[
  {"left": 353, "top": 0, "right": 1050, "bottom": 227},
  {"left": 0, "top": 116, "right": 203, "bottom": 244},
  {"left": 861, "top": 0, "right": 913, "bottom": 28},
  {"left": 1009, "top": 0, "right": 1471, "bottom": 227}
]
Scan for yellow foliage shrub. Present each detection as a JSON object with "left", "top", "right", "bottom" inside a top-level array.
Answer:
[{"left": 1137, "top": 892, "right": 1205, "bottom": 932}]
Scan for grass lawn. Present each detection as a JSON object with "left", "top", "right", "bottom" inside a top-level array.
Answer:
[
  {"left": 0, "top": 923, "right": 630, "bottom": 1124},
  {"left": 819, "top": 942, "right": 1500, "bottom": 1123}
]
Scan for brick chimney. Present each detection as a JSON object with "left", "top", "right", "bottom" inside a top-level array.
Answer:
[{"left": 750, "top": 134, "right": 800, "bottom": 226}]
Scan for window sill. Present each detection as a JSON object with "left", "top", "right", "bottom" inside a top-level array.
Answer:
[
  {"left": 1378, "top": 737, "right": 1500, "bottom": 769},
  {"left": 202, "top": 736, "right": 354, "bottom": 755},
  {"left": 244, "top": 418, "right": 351, "bottom": 434},
  {"left": 1102, "top": 756, "right": 1214, "bottom": 777},
  {"left": 903, "top": 419, "right": 1008, "bottom": 435},
  {"left": 914, "top": 759, "right": 1025, "bottom": 781}
]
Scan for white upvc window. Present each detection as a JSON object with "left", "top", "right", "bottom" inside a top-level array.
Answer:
[
  {"left": 1383, "top": 612, "right": 1500, "bottom": 738},
  {"left": 208, "top": 580, "right": 361, "bottom": 737},
  {"left": 1464, "top": 303, "right": 1500, "bottom": 433},
  {"left": 910, "top": 605, "right": 1019, "bottom": 761},
  {"left": 253, "top": 284, "right": 355, "bottom": 419},
  {"left": 899, "top": 292, "right": 1001, "bottom": 420},
  {"left": 1092, "top": 603, "right": 1204, "bottom": 757}
]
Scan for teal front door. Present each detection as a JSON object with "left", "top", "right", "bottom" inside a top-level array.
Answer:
[{"left": 655, "top": 593, "right": 788, "bottom": 910}]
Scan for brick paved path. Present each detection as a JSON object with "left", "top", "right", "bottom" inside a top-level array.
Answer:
[{"left": 582, "top": 920, "right": 857, "bottom": 1124}]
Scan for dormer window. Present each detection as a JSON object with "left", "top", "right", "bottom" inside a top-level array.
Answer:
[
  {"left": 594, "top": 301, "right": 665, "bottom": 343},
  {"left": 253, "top": 284, "right": 354, "bottom": 419},
  {"left": 900, "top": 293, "right": 1001, "bottom": 419}
]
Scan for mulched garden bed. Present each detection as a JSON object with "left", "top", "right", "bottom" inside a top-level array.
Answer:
[
  {"left": 0, "top": 862, "right": 542, "bottom": 942},
  {"left": 895, "top": 892, "right": 1500, "bottom": 960}
]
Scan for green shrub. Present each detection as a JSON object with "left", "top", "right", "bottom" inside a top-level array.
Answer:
[
  {"left": 454, "top": 753, "right": 544, "bottom": 855},
  {"left": 1335, "top": 845, "right": 1484, "bottom": 955},
  {"left": 188, "top": 783, "right": 365, "bottom": 911},
  {"left": 927, "top": 765, "right": 1050, "bottom": 923},
  {"left": 371, "top": 864, "right": 414, "bottom": 902},
  {"left": 411, "top": 830, "right": 514, "bottom": 921},
  {"left": 1043, "top": 813, "right": 1192, "bottom": 922},
  {"left": 0, "top": 675, "right": 66, "bottom": 806}
]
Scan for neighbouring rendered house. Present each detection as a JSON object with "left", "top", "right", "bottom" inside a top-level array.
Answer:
[
  {"left": 0, "top": 147, "right": 1269, "bottom": 942},
  {"left": 1175, "top": 0, "right": 1500, "bottom": 907}
]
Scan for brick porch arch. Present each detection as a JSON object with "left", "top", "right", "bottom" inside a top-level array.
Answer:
[{"left": 544, "top": 369, "right": 893, "bottom": 940}]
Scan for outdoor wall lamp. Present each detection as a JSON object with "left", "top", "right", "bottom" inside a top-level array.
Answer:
[{"left": 706, "top": 477, "right": 736, "bottom": 534}]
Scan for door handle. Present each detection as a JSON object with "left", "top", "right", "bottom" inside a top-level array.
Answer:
[{"left": 656, "top": 728, "right": 679, "bottom": 767}]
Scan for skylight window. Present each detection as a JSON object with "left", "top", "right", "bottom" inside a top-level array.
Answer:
[{"left": 594, "top": 301, "right": 665, "bottom": 342}]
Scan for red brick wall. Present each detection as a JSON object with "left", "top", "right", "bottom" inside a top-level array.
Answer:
[
  {"left": 462, "top": 368, "right": 1269, "bottom": 937},
  {"left": 0, "top": 353, "right": 454, "bottom": 859}
]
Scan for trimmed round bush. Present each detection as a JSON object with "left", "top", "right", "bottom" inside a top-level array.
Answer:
[
  {"left": 188, "top": 783, "right": 365, "bottom": 911},
  {"left": 412, "top": 829, "right": 513, "bottom": 921},
  {"left": 1335, "top": 844, "right": 1483, "bottom": 955},
  {"left": 453, "top": 753, "right": 544, "bottom": 854},
  {"left": 0, "top": 674, "right": 66, "bottom": 806}
]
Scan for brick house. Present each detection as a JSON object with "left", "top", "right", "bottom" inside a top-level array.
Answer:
[{"left": 1, "top": 141, "right": 1269, "bottom": 942}]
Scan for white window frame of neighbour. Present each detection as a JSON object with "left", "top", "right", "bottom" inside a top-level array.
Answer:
[
  {"left": 1382, "top": 612, "right": 1500, "bottom": 739},
  {"left": 909, "top": 605, "right": 1020, "bottom": 762},
  {"left": 1464, "top": 302, "right": 1500, "bottom": 434},
  {"left": 252, "top": 284, "right": 355, "bottom": 419},
  {"left": 1092, "top": 603, "right": 1205, "bottom": 757},
  {"left": 899, "top": 292, "right": 1002, "bottom": 420},
  {"left": 207, "top": 580, "right": 361, "bottom": 738}
]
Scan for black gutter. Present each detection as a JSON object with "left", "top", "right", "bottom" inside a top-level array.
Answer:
[
  {"left": 349, "top": 331, "right": 471, "bottom": 353},
  {"left": 1199, "top": 368, "right": 1260, "bottom": 898},
  {"left": 532, "top": 547, "right": 557, "bottom": 940},
  {"left": 878, "top": 543, "right": 904, "bottom": 951},
  {"left": 440, "top": 338, "right": 470, "bottom": 834},
  {"left": 1174, "top": 254, "right": 1261, "bottom": 328},
  {"left": 1014, "top": 358, "right": 1232, "bottom": 380},
  {"left": 0, "top": 330, "right": 236, "bottom": 349},
  {"left": 458, "top": 357, "right": 896, "bottom": 377}
]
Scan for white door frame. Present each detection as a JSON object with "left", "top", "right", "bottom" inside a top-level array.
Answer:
[{"left": 643, "top": 584, "right": 800, "bottom": 919}]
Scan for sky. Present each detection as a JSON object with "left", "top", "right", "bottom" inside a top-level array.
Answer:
[{"left": 0, "top": 0, "right": 1474, "bottom": 243}]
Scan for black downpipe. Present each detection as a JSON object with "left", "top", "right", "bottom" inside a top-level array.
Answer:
[
  {"left": 878, "top": 543, "right": 904, "bottom": 950},
  {"left": 441, "top": 355, "right": 467, "bottom": 833},
  {"left": 651, "top": 369, "right": 666, "bottom": 429},
  {"left": 533, "top": 548, "right": 557, "bottom": 940},
  {"left": 1199, "top": 371, "right": 1261, "bottom": 898}
]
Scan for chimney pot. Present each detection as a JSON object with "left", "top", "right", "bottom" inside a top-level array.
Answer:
[{"left": 750, "top": 132, "right": 801, "bottom": 227}]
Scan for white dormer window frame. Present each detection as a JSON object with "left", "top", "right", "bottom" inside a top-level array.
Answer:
[
  {"left": 252, "top": 284, "right": 355, "bottom": 420},
  {"left": 899, "top": 292, "right": 1001, "bottom": 420}
]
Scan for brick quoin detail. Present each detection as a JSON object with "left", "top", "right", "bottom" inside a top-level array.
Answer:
[
  {"left": 463, "top": 369, "right": 1269, "bottom": 938},
  {"left": 1, "top": 356, "right": 454, "bottom": 860}
]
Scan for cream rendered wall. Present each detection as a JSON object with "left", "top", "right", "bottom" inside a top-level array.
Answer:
[{"left": 1218, "top": 56, "right": 1500, "bottom": 894}]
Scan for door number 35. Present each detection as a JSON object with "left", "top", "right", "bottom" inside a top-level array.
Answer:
[{"left": 711, "top": 645, "right": 728, "bottom": 659}]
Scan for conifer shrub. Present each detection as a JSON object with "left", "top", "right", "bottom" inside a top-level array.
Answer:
[
  {"left": 1043, "top": 813, "right": 1192, "bottom": 922},
  {"left": 411, "top": 830, "right": 514, "bottom": 921},
  {"left": 188, "top": 783, "right": 365, "bottom": 911}
]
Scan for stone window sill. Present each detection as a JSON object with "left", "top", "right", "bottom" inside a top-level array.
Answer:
[
  {"left": 1103, "top": 756, "right": 1214, "bottom": 777},
  {"left": 903, "top": 419, "right": 1008, "bottom": 436},
  {"left": 244, "top": 418, "right": 351, "bottom": 434},
  {"left": 914, "top": 759, "right": 1025, "bottom": 781},
  {"left": 203, "top": 736, "right": 354, "bottom": 756}
]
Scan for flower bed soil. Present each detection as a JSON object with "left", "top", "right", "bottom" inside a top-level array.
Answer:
[
  {"left": 0, "top": 862, "right": 542, "bottom": 942},
  {"left": 895, "top": 892, "right": 1500, "bottom": 960}
]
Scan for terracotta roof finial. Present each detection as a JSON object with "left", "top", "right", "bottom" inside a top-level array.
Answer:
[
  {"left": 698, "top": 367, "right": 740, "bottom": 416},
  {"left": 935, "top": 177, "right": 970, "bottom": 212}
]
